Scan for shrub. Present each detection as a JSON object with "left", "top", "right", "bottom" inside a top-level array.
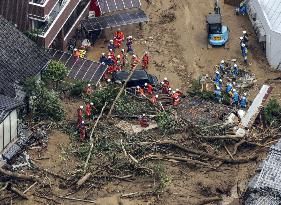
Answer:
[
  {"left": 264, "top": 99, "right": 281, "bottom": 126},
  {"left": 70, "top": 81, "right": 87, "bottom": 97}
]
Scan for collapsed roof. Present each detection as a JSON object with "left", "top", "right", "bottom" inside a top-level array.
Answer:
[
  {"left": 0, "top": 94, "right": 23, "bottom": 123},
  {"left": 0, "top": 15, "right": 50, "bottom": 97}
]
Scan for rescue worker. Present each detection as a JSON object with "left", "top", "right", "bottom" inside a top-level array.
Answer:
[
  {"left": 116, "top": 55, "right": 122, "bottom": 71},
  {"left": 214, "top": 1, "right": 221, "bottom": 14},
  {"left": 219, "top": 60, "right": 225, "bottom": 74},
  {"left": 77, "top": 106, "right": 83, "bottom": 127},
  {"left": 107, "top": 55, "right": 115, "bottom": 66},
  {"left": 150, "top": 94, "right": 158, "bottom": 105},
  {"left": 114, "top": 28, "right": 125, "bottom": 48},
  {"left": 200, "top": 74, "right": 209, "bottom": 92},
  {"left": 126, "top": 36, "right": 133, "bottom": 53},
  {"left": 172, "top": 91, "right": 180, "bottom": 106},
  {"left": 214, "top": 87, "right": 222, "bottom": 103},
  {"left": 226, "top": 82, "right": 233, "bottom": 95},
  {"left": 85, "top": 102, "right": 92, "bottom": 119},
  {"left": 242, "top": 30, "right": 249, "bottom": 47},
  {"left": 232, "top": 64, "right": 239, "bottom": 79},
  {"left": 168, "top": 88, "right": 172, "bottom": 95},
  {"left": 239, "top": 36, "right": 244, "bottom": 51},
  {"left": 131, "top": 54, "right": 139, "bottom": 70},
  {"left": 73, "top": 48, "right": 80, "bottom": 58},
  {"left": 239, "top": 0, "right": 247, "bottom": 15},
  {"left": 108, "top": 49, "right": 116, "bottom": 64},
  {"left": 79, "top": 121, "right": 86, "bottom": 140},
  {"left": 161, "top": 81, "right": 169, "bottom": 94},
  {"left": 240, "top": 93, "right": 247, "bottom": 108},
  {"left": 108, "top": 39, "right": 115, "bottom": 52},
  {"left": 214, "top": 70, "right": 221, "bottom": 83},
  {"left": 232, "top": 89, "right": 239, "bottom": 106},
  {"left": 99, "top": 53, "right": 107, "bottom": 64},
  {"left": 241, "top": 43, "right": 248, "bottom": 64},
  {"left": 163, "top": 77, "right": 170, "bottom": 87},
  {"left": 120, "top": 49, "right": 127, "bottom": 68},
  {"left": 175, "top": 88, "right": 183, "bottom": 96},
  {"left": 145, "top": 83, "right": 153, "bottom": 95},
  {"left": 139, "top": 114, "right": 149, "bottom": 127},
  {"left": 136, "top": 86, "right": 145, "bottom": 96},
  {"left": 84, "top": 84, "right": 93, "bottom": 96},
  {"left": 142, "top": 52, "right": 149, "bottom": 70}
]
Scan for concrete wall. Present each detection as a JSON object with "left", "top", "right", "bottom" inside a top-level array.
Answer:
[{"left": 0, "top": 110, "right": 18, "bottom": 153}]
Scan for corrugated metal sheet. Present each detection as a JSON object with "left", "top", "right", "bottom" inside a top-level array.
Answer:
[{"left": 259, "top": 0, "right": 281, "bottom": 34}]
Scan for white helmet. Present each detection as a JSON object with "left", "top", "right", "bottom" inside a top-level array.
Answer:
[
  {"left": 129, "top": 36, "right": 132, "bottom": 39},
  {"left": 155, "top": 95, "right": 159, "bottom": 98},
  {"left": 145, "top": 51, "right": 148, "bottom": 54},
  {"left": 239, "top": 37, "right": 243, "bottom": 40},
  {"left": 161, "top": 81, "right": 164, "bottom": 85},
  {"left": 108, "top": 56, "right": 112, "bottom": 59},
  {"left": 243, "top": 30, "right": 247, "bottom": 34},
  {"left": 233, "top": 89, "right": 236, "bottom": 92},
  {"left": 90, "top": 102, "right": 93, "bottom": 105},
  {"left": 81, "top": 121, "right": 85, "bottom": 124},
  {"left": 176, "top": 88, "right": 179, "bottom": 91},
  {"left": 241, "top": 43, "right": 246, "bottom": 47},
  {"left": 244, "top": 93, "right": 247, "bottom": 96},
  {"left": 109, "top": 49, "right": 113, "bottom": 52},
  {"left": 219, "top": 79, "right": 222, "bottom": 82},
  {"left": 142, "top": 114, "right": 145, "bottom": 116},
  {"left": 132, "top": 54, "right": 136, "bottom": 58},
  {"left": 101, "top": 62, "right": 105, "bottom": 65},
  {"left": 110, "top": 39, "right": 113, "bottom": 43},
  {"left": 221, "top": 60, "right": 224, "bottom": 64},
  {"left": 80, "top": 106, "right": 83, "bottom": 109},
  {"left": 217, "top": 87, "right": 221, "bottom": 90},
  {"left": 233, "top": 82, "right": 236, "bottom": 86},
  {"left": 74, "top": 48, "right": 78, "bottom": 51},
  {"left": 234, "top": 64, "right": 237, "bottom": 67},
  {"left": 164, "top": 77, "right": 168, "bottom": 81},
  {"left": 102, "top": 53, "right": 105, "bottom": 56},
  {"left": 121, "top": 49, "right": 125, "bottom": 52},
  {"left": 216, "top": 70, "right": 219, "bottom": 74},
  {"left": 144, "top": 83, "right": 148, "bottom": 86},
  {"left": 87, "top": 84, "right": 91, "bottom": 86},
  {"left": 117, "top": 55, "right": 120, "bottom": 58},
  {"left": 107, "top": 79, "right": 111, "bottom": 82},
  {"left": 168, "top": 88, "right": 172, "bottom": 91},
  {"left": 172, "top": 91, "right": 176, "bottom": 94},
  {"left": 117, "top": 28, "right": 121, "bottom": 31},
  {"left": 137, "top": 86, "right": 140, "bottom": 88}
]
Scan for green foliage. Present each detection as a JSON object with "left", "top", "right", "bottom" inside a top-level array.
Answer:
[
  {"left": 90, "top": 85, "right": 120, "bottom": 113},
  {"left": 153, "top": 163, "right": 172, "bottom": 194},
  {"left": 264, "top": 99, "right": 281, "bottom": 126},
  {"left": 23, "top": 77, "right": 39, "bottom": 96},
  {"left": 70, "top": 81, "right": 87, "bottom": 97},
  {"left": 189, "top": 79, "right": 201, "bottom": 96},
  {"left": 42, "top": 60, "right": 68, "bottom": 88},
  {"left": 32, "top": 87, "right": 65, "bottom": 121},
  {"left": 156, "top": 110, "right": 176, "bottom": 133}
]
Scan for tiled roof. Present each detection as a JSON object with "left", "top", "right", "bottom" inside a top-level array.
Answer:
[
  {"left": 0, "top": 15, "right": 50, "bottom": 97},
  {"left": 0, "top": 94, "right": 23, "bottom": 123}
]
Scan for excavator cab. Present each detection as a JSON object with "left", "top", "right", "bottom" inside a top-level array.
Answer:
[{"left": 207, "top": 13, "right": 229, "bottom": 47}]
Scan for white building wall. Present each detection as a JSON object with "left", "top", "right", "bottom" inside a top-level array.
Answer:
[
  {"left": 0, "top": 122, "right": 3, "bottom": 152},
  {"left": 270, "top": 31, "right": 281, "bottom": 70},
  {"left": 3, "top": 116, "right": 10, "bottom": 148},
  {"left": 10, "top": 110, "right": 18, "bottom": 140}
]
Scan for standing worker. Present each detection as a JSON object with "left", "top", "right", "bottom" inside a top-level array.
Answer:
[
  {"left": 99, "top": 53, "right": 107, "bottom": 64},
  {"left": 136, "top": 86, "right": 145, "bottom": 96},
  {"left": 172, "top": 91, "right": 180, "bottom": 106},
  {"left": 232, "top": 64, "right": 239, "bottom": 79},
  {"left": 131, "top": 54, "right": 139, "bottom": 70},
  {"left": 242, "top": 30, "right": 249, "bottom": 48},
  {"left": 108, "top": 39, "right": 115, "bottom": 52},
  {"left": 126, "top": 36, "right": 133, "bottom": 53},
  {"left": 219, "top": 60, "right": 225, "bottom": 74},
  {"left": 145, "top": 83, "right": 153, "bottom": 95},
  {"left": 120, "top": 49, "right": 127, "bottom": 68},
  {"left": 214, "top": 70, "right": 221, "bottom": 83},
  {"left": 142, "top": 52, "right": 149, "bottom": 70},
  {"left": 85, "top": 102, "right": 93, "bottom": 119},
  {"left": 240, "top": 93, "right": 247, "bottom": 108},
  {"left": 241, "top": 43, "right": 248, "bottom": 64},
  {"left": 84, "top": 84, "right": 93, "bottom": 96},
  {"left": 214, "top": 87, "right": 222, "bottom": 103},
  {"left": 79, "top": 121, "right": 86, "bottom": 140},
  {"left": 150, "top": 95, "right": 158, "bottom": 105},
  {"left": 232, "top": 89, "right": 239, "bottom": 106},
  {"left": 200, "top": 74, "right": 209, "bottom": 92}
]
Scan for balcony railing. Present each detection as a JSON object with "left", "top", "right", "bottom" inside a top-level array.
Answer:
[{"left": 36, "top": 0, "right": 70, "bottom": 36}]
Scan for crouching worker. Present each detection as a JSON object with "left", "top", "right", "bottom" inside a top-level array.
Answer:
[
  {"left": 139, "top": 114, "right": 149, "bottom": 127},
  {"left": 79, "top": 121, "right": 87, "bottom": 141}
]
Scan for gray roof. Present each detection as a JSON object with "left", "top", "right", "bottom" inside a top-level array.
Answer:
[
  {"left": 206, "top": 14, "right": 221, "bottom": 24},
  {"left": 0, "top": 15, "right": 50, "bottom": 97},
  {"left": 259, "top": 0, "right": 281, "bottom": 34},
  {"left": 0, "top": 94, "right": 23, "bottom": 123}
]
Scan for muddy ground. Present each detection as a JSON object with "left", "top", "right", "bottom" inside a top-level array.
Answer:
[{"left": 3, "top": 0, "right": 281, "bottom": 205}]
